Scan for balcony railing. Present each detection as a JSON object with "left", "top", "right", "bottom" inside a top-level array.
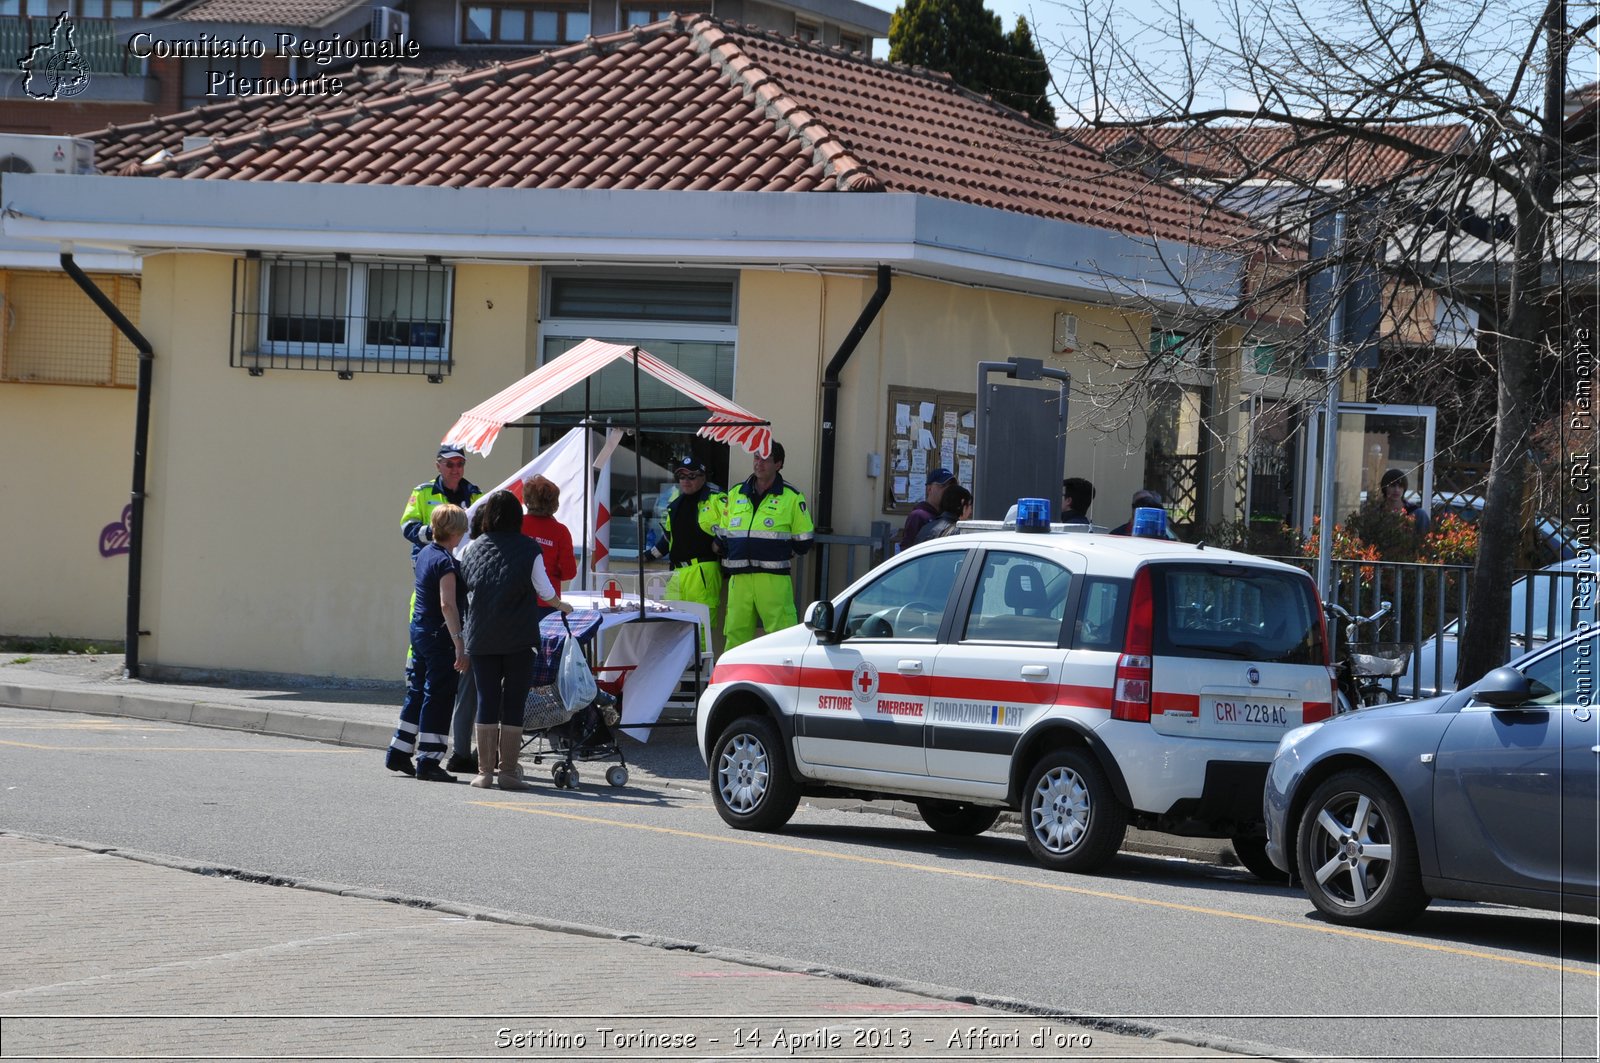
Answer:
[{"left": 0, "top": 16, "right": 138, "bottom": 76}]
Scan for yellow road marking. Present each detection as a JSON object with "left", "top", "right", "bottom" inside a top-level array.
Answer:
[
  {"left": 0, "top": 740, "right": 364, "bottom": 753},
  {"left": 0, "top": 721, "right": 180, "bottom": 731},
  {"left": 472, "top": 799, "right": 1599, "bottom": 978}
]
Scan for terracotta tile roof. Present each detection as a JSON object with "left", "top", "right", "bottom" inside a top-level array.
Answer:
[
  {"left": 130, "top": 16, "right": 1252, "bottom": 246},
  {"left": 157, "top": 0, "right": 362, "bottom": 25},
  {"left": 86, "top": 64, "right": 454, "bottom": 174},
  {"left": 1071, "top": 124, "right": 1473, "bottom": 187}
]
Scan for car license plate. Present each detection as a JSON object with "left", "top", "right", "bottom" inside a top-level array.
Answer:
[{"left": 1209, "top": 698, "right": 1290, "bottom": 726}]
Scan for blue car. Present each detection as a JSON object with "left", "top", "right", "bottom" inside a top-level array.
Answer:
[{"left": 1264, "top": 625, "right": 1600, "bottom": 927}]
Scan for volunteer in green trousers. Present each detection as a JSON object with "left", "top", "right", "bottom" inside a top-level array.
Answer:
[
  {"left": 400, "top": 444, "right": 483, "bottom": 773},
  {"left": 717, "top": 442, "right": 814, "bottom": 649},
  {"left": 644, "top": 455, "right": 725, "bottom": 648}
]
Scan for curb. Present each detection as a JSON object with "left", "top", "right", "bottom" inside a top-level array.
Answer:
[{"left": 1, "top": 683, "right": 1236, "bottom": 867}]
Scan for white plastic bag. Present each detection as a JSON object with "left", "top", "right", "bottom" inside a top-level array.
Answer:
[{"left": 555, "top": 630, "right": 596, "bottom": 712}]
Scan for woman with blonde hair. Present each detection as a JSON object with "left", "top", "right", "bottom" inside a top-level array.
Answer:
[{"left": 386, "top": 503, "right": 470, "bottom": 783}]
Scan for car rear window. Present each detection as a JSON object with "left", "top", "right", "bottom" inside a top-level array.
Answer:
[{"left": 1150, "top": 564, "right": 1326, "bottom": 665}]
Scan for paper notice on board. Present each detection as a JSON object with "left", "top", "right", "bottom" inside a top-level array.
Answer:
[
  {"left": 911, "top": 449, "right": 928, "bottom": 474},
  {"left": 918, "top": 428, "right": 935, "bottom": 450},
  {"left": 893, "top": 441, "right": 910, "bottom": 471},
  {"left": 961, "top": 411, "right": 976, "bottom": 429},
  {"left": 940, "top": 440, "right": 956, "bottom": 469},
  {"left": 893, "top": 475, "right": 908, "bottom": 500},
  {"left": 919, "top": 401, "right": 935, "bottom": 422},
  {"left": 958, "top": 459, "right": 973, "bottom": 485},
  {"left": 895, "top": 403, "right": 910, "bottom": 433},
  {"left": 956, "top": 434, "right": 973, "bottom": 456}
]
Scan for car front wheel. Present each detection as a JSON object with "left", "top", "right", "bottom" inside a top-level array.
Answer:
[
  {"left": 1296, "top": 768, "right": 1429, "bottom": 927},
  {"left": 710, "top": 715, "right": 800, "bottom": 832},
  {"left": 1021, "top": 748, "right": 1127, "bottom": 873}
]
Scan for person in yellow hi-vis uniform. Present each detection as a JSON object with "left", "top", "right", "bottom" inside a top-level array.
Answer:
[
  {"left": 644, "top": 455, "right": 725, "bottom": 650},
  {"left": 717, "top": 441, "right": 814, "bottom": 649}
]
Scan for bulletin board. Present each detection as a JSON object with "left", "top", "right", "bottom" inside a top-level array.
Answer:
[{"left": 884, "top": 385, "right": 978, "bottom": 514}]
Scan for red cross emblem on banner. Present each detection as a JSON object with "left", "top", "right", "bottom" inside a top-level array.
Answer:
[
  {"left": 850, "top": 661, "right": 879, "bottom": 703},
  {"left": 603, "top": 579, "right": 623, "bottom": 607}
]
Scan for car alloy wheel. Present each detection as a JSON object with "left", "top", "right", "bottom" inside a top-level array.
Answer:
[
  {"left": 1297, "top": 768, "right": 1428, "bottom": 927},
  {"left": 710, "top": 715, "right": 799, "bottom": 832},
  {"left": 1021, "top": 748, "right": 1127, "bottom": 873}
]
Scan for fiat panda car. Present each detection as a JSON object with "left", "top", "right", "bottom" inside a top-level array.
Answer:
[{"left": 697, "top": 526, "right": 1333, "bottom": 875}]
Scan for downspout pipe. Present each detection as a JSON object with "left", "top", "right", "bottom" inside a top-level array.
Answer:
[
  {"left": 61, "top": 249, "right": 154, "bottom": 679},
  {"left": 816, "top": 264, "right": 890, "bottom": 537}
]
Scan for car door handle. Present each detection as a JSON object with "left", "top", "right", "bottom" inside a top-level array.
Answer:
[
  {"left": 897, "top": 660, "right": 923, "bottom": 673},
  {"left": 1020, "top": 665, "right": 1050, "bottom": 678}
]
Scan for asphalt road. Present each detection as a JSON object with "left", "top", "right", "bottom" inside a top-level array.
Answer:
[{"left": 3, "top": 707, "right": 1596, "bottom": 1061}]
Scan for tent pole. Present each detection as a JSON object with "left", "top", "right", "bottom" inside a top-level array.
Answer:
[{"left": 632, "top": 347, "right": 646, "bottom": 620}]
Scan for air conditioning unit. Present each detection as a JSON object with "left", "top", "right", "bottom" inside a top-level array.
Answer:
[
  {"left": 371, "top": 5, "right": 410, "bottom": 43},
  {"left": 0, "top": 134, "right": 95, "bottom": 176}
]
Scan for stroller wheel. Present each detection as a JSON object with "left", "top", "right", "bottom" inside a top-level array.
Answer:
[
  {"left": 606, "top": 765, "right": 629, "bottom": 788},
  {"left": 551, "top": 763, "right": 570, "bottom": 788},
  {"left": 566, "top": 765, "right": 580, "bottom": 790}
]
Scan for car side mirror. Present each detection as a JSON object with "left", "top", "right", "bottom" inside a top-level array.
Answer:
[
  {"left": 1472, "top": 666, "right": 1535, "bottom": 708},
  {"left": 804, "top": 600, "right": 839, "bottom": 643}
]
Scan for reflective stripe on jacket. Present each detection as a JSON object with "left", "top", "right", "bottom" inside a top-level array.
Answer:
[
  {"left": 717, "top": 475, "right": 814, "bottom": 575},
  {"left": 401, "top": 476, "right": 482, "bottom": 557}
]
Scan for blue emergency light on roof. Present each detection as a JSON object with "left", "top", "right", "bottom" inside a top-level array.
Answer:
[{"left": 1015, "top": 498, "right": 1051, "bottom": 533}]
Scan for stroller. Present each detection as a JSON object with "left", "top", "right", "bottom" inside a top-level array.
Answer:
[{"left": 521, "top": 611, "right": 629, "bottom": 790}]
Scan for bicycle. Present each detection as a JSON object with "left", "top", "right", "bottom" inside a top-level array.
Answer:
[{"left": 1322, "top": 600, "right": 1414, "bottom": 713}]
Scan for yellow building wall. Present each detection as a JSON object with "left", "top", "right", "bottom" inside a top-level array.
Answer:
[
  {"left": 0, "top": 382, "right": 134, "bottom": 640},
  {"left": 134, "top": 254, "right": 541, "bottom": 679},
  {"left": 735, "top": 271, "right": 1149, "bottom": 538}
]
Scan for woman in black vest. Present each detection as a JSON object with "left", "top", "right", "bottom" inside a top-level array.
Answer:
[{"left": 460, "top": 490, "right": 572, "bottom": 789}]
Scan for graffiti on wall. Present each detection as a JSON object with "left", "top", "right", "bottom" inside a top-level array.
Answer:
[{"left": 99, "top": 504, "right": 131, "bottom": 558}]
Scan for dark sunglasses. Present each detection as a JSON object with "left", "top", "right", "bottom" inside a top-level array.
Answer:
[
  {"left": 675, "top": 471, "right": 704, "bottom": 480},
  {"left": 440, "top": 459, "right": 466, "bottom": 469}
]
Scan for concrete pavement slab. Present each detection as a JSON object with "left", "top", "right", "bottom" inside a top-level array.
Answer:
[{"left": 0, "top": 834, "right": 1261, "bottom": 1060}]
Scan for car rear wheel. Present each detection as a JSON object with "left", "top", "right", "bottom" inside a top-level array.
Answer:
[
  {"left": 1229, "top": 833, "right": 1289, "bottom": 883},
  {"left": 915, "top": 799, "right": 1001, "bottom": 836},
  {"left": 1297, "top": 768, "right": 1429, "bottom": 927},
  {"left": 710, "top": 715, "right": 800, "bottom": 832},
  {"left": 1022, "top": 748, "right": 1127, "bottom": 873}
]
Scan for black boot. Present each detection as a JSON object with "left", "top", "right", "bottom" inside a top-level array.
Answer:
[
  {"left": 445, "top": 749, "right": 477, "bottom": 774},
  {"left": 414, "top": 759, "right": 458, "bottom": 783},
  {"left": 385, "top": 748, "right": 416, "bottom": 776}
]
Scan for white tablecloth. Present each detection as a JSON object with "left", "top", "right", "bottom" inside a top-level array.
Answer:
[{"left": 562, "top": 593, "right": 705, "bottom": 742}]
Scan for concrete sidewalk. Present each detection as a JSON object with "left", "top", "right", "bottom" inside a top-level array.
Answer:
[
  {"left": 0, "top": 652, "right": 1235, "bottom": 863},
  {"left": 1, "top": 834, "right": 1265, "bottom": 1060}
]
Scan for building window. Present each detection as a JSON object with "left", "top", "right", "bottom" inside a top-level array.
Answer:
[
  {"left": 839, "top": 32, "right": 865, "bottom": 53},
  {"left": 539, "top": 270, "right": 739, "bottom": 555},
  {"left": 461, "top": 2, "right": 589, "bottom": 44},
  {"left": 622, "top": 2, "right": 709, "bottom": 27},
  {"left": 0, "top": 270, "right": 140, "bottom": 388},
  {"left": 794, "top": 19, "right": 820, "bottom": 42},
  {"left": 1150, "top": 328, "right": 1211, "bottom": 369},
  {"left": 232, "top": 257, "right": 454, "bottom": 376},
  {"left": 76, "top": 0, "right": 153, "bottom": 15}
]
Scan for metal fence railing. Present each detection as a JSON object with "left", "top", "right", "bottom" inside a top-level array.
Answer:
[
  {"left": 1271, "top": 555, "right": 1593, "bottom": 698},
  {"left": 0, "top": 17, "right": 137, "bottom": 76},
  {"left": 794, "top": 522, "right": 896, "bottom": 611}
]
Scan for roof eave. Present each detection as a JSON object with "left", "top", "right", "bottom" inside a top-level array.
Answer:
[{"left": 0, "top": 175, "right": 1241, "bottom": 311}]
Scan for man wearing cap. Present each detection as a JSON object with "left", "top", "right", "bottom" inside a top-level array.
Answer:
[
  {"left": 901, "top": 468, "right": 955, "bottom": 549},
  {"left": 717, "top": 442, "right": 814, "bottom": 649},
  {"left": 644, "top": 455, "right": 725, "bottom": 647},
  {"left": 1110, "top": 488, "right": 1179, "bottom": 539},
  {"left": 401, "top": 444, "right": 483, "bottom": 772},
  {"left": 402, "top": 445, "right": 483, "bottom": 557}
]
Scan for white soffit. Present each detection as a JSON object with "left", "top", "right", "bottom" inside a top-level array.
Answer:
[{"left": 1, "top": 175, "right": 1241, "bottom": 309}]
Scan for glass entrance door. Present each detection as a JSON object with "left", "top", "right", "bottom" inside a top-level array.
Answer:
[{"left": 1299, "top": 403, "right": 1437, "bottom": 530}]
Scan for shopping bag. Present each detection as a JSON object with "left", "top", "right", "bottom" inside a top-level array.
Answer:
[{"left": 555, "top": 617, "right": 597, "bottom": 712}]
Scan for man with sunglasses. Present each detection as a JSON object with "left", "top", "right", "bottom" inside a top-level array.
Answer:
[
  {"left": 645, "top": 455, "right": 725, "bottom": 647},
  {"left": 402, "top": 444, "right": 483, "bottom": 558}
]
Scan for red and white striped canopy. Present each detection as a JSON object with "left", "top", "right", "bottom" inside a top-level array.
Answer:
[{"left": 443, "top": 338, "right": 772, "bottom": 458}]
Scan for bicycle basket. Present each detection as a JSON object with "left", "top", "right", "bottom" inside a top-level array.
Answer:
[
  {"left": 524, "top": 684, "right": 579, "bottom": 732},
  {"left": 1347, "top": 643, "right": 1413, "bottom": 679}
]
